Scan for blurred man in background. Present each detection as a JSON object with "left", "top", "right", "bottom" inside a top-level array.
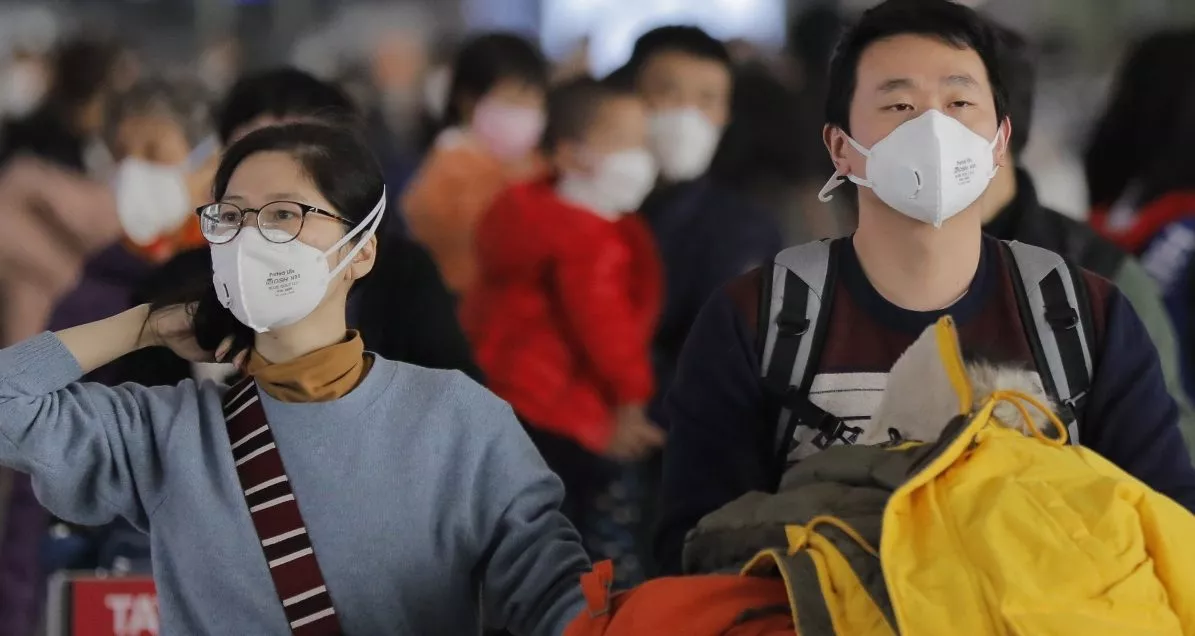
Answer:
[{"left": 617, "top": 26, "right": 782, "bottom": 424}]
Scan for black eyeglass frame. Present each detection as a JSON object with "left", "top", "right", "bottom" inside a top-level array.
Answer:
[{"left": 195, "top": 200, "right": 354, "bottom": 245}]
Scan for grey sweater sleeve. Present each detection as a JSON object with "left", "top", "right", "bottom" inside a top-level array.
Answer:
[
  {"left": 460, "top": 382, "right": 589, "bottom": 636},
  {"left": 0, "top": 333, "right": 188, "bottom": 530}
]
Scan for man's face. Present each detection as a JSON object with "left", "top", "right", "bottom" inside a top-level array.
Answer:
[
  {"left": 636, "top": 50, "right": 731, "bottom": 127},
  {"left": 825, "top": 34, "right": 1009, "bottom": 195}
]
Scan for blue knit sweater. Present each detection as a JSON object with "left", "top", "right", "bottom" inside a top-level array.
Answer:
[{"left": 0, "top": 333, "right": 588, "bottom": 634}]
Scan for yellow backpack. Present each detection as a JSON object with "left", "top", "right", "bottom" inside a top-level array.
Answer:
[{"left": 693, "top": 316, "right": 1195, "bottom": 635}]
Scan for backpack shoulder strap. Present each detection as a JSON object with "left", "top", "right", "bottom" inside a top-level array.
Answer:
[
  {"left": 759, "top": 239, "right": 842, "bottom": 478},
  {"left": 1003, "top": 240, "right": 1096, "bottom": 445}
]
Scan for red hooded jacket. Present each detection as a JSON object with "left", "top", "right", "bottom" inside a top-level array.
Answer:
[{"left": 462, "top": 179, "right": 663, "bottom": 453}]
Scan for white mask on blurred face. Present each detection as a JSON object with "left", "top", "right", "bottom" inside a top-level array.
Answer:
[
  {"left": 111, "top": 158, "right": 192, "bottom": 245},
  {"left": 648, "top": 107, "right": 722, "bottom": 182},
  {"left": 471, "top": 98, "right": 545, "bottom": 160},
  {"left": 0, "top": 61, "right": 47, "bottom": 118},
  {"left": 557, "top": 148, "right": 658, "bottom": 220}
]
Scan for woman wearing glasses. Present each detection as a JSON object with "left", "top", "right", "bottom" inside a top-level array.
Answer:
[{"left": 0, "top": 122, "right": 588, "bottom": 635}]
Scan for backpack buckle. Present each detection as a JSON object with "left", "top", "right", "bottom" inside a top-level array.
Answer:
[
  {"left": 776, "top": 310, "right": 810, "bottom": 337},
  {"left": 1045, "top": 306, "right": 1079, "bottom": 330}
]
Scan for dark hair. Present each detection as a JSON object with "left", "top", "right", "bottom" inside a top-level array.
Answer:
[
  {"left": 824, "top": 0, "right": 1009, "bottom": 134},
  {"left": 105, "top": 74, "right": 213, "bottom": 150},
  {"left": 1084, "top": 29, "right": 1195, "bottom": 208},
  {"left": 624, "top": 25, "right": 733, "bottom": 80},
  {"left": 216, "top": 68, "right": 357, "bottom": 143},
  {"left": 541, "top": 76, "right": 637, "bottom": 152},
  {"left": 443, "top": 33, "right": 548, "bottom": 128},
  {"left": 47, "top": 37, "right": 123, "bottom": 115},
  {"left": 156, "top": 122, "right": 386, "bottom": 358},
  {"left": 990, "top": 21, "right": 1035, "bottom": 156},
  {"left": 708, "top": 62, "right": 806, "bottom": 187},
  {"left": 788, "top": 2, "right": 848, "bottom": 81}
]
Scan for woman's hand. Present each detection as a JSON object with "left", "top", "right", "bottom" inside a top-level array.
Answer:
[{"left": 142, "top": 304, "right": 244, "bottom": 366}]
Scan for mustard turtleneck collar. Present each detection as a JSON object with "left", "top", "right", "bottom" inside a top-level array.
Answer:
[{"left": 246, "top": 331, "right": 373, "bottom": 403}]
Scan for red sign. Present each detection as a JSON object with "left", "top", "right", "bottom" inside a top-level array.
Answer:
[{"left": 71, "top": 577, "right": 158, "bottom": 636}]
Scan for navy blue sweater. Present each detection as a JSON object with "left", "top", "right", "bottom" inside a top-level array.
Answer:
[{"left": 655, "top": 236, "right": 1195, "bottom": 574}]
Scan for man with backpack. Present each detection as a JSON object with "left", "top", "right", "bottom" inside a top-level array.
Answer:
[{"left": 654, "top": 0, "right": 1195, "bottom": 576}]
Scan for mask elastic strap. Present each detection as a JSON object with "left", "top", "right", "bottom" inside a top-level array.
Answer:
[
  {"left": 326, "top": 186, "right": 387, "bottom": 279},
  {"left": 987, "top": 123, "right": 1005, "bottom": 179},
  {"left": 819, "top": 134, "right": 875, "bottom": 202}
]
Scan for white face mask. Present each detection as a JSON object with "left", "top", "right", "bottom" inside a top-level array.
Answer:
[
  {"left": 211, "top": 189, "right": 386, "bottom": 333},
  {"left": 111, "top": 158, "right": 192, "bottom": 246},
  {"left": 648, "top": 107, "right": 721, "bottom": 182},
  {"left": 556, "top": 148, "right": 658, "bottom": 220},
  {"left": 819, "top": 110, "right": 1003, "bottom": 228},
  {"left": 0, "top": 62, "right": 47, "bottom": 118}
]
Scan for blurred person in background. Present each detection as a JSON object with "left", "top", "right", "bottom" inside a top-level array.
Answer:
[
  {"left": 105, "top": 74, "right": 219, "bottom": 265},
  {"left": 707, "top": 62, "right": 811, "bottom": 241},
  {"left": 0, "top": 158, "right": 124, "bottom": 636},
  {"left": 784, "top": 2, "right": 855, "bottom": 240},
  {"left": 0, "top": 4, "right": 57, "bottom": 123},
  {"left": 0, "top": 36, "right": 127, "bottom": 173},
  {"left": 39, "top": 74, "right": 222, "bottom": 346},
  {"left": 616, "top": 26, "right": 782, "bottom": 424},
  {"left": 292, "top": 3, "right": 437, "bottom": 222},
  {"left": 1086, "top": 29, "right": 1195, "bottom": 405},
  {"left": 982, "top": 23, "right": 1195, "bottom": 454},
  {"left": 401, "top": 33, "right": 549, "bottom": 295},
  {"left": 464, "top": 77, "right": 665, "bottom": 587}
]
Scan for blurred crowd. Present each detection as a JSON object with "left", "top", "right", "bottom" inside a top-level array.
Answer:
[{"left": 0, "top": 0, "right": 1192, "bottom": 633}]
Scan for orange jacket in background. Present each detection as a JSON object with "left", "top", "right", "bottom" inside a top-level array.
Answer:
[
  {"left": 124, "top": 215, "right": 208, "bottom": 264},
  {"left": 401, "top": 129, "right": 543, "bottom": 294}
]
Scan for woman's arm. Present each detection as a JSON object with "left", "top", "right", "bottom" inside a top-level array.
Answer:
[
  {"left": 56, "top": 305, "right": 152, "bottom": 373},
  {"left": 0, "top": 306, "right": 204, "bottom": 529},
  {"left": 452, "top": 381, "right": 589, "bottom": 636}
]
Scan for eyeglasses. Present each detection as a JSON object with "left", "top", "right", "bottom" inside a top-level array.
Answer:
[{"left": 197, "top": 201, "right": 352, "bottom": 245}]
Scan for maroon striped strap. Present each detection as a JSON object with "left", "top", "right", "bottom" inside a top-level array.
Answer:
[{"left": 223, "top": 377, "right": 344, "bottom": 636}]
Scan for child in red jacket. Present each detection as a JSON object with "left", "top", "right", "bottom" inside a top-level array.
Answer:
[{"left": 462, "top": 77, "right": 665, "bottom": 583}]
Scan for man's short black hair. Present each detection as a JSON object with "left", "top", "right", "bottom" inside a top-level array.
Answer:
[
  {"left": 825, "top": 0, "right": 1009, "bottom": 134},
  {"left": 541, "top": 76, "right": 636, "bottom": 152},
  {"left": 216, "top": 68, "right": 356, "bottom": 143},
  {"left": 624, "top": 25, "right": 733, "bottom": 80},
  {"left": 991, "top": 21, "right": 1034, "bottom": 156}
]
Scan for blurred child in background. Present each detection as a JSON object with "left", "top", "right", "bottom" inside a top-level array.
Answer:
[
  {"left": 401, "top": 33, "right": 548, "bottom": 295},
  {"left": 463, "top": 77, "right": 665, "bottom": 586}
]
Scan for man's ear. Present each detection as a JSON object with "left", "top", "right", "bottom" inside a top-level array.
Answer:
[
  {"left": 995, "top": 116, "right": 1013, "bottom": 168},
  {"left": 823, "top": 124, "right": 853, "bottom": 176},
  {"left": 348, "top": 234, "right": 378, "bottom": 281}
]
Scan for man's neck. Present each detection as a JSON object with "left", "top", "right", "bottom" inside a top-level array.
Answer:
[
  {"left": 853, "top": 195, "right": 984, "bottom": 312},
  {"left": 982, "top": 164, "right": 1018, "bottom": 224}
]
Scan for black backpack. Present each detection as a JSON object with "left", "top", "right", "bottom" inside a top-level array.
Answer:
[{"left": 757, "top": 238, "right": 1097, "bottom": 480}]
